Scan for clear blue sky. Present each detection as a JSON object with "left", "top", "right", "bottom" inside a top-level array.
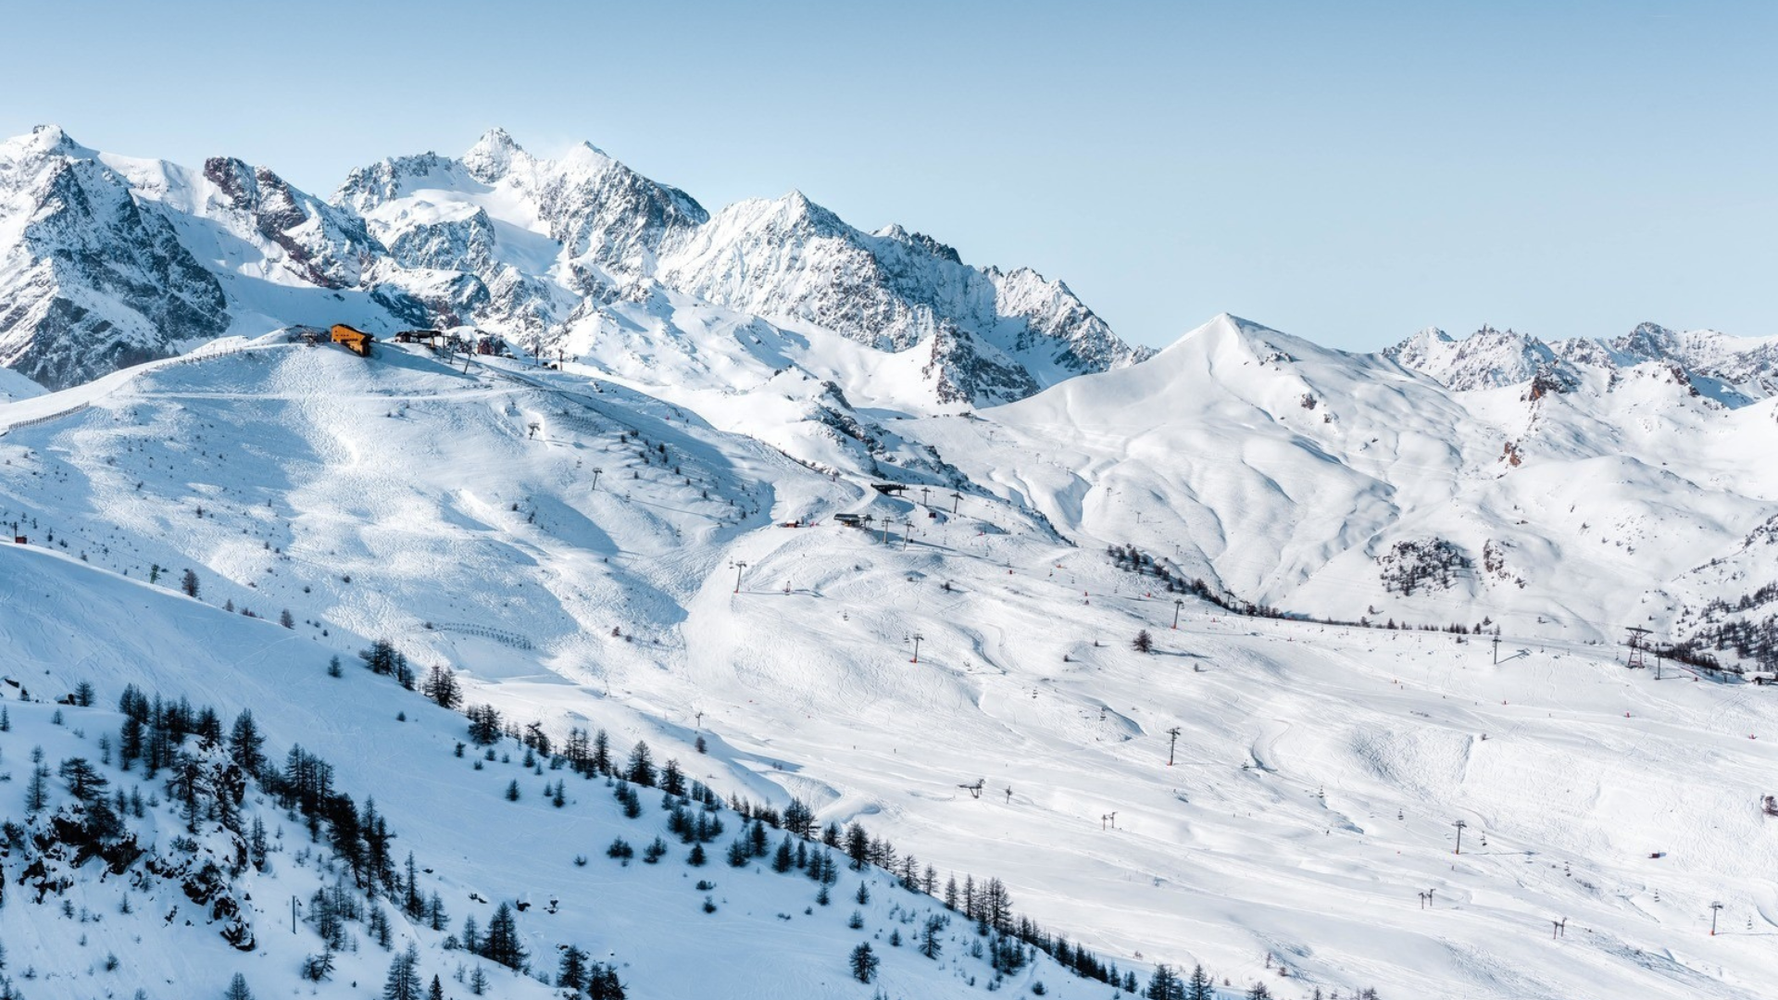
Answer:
[{"left": 2, "top": 0, "right": 1772, "bottom": 350}]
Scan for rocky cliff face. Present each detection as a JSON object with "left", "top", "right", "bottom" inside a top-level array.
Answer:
[
  {"left": 201, "top": 155, "right": 380, "bottom": 291},
  {"left": 0, "top": 127, "right": 229, "bottom": 388},
  {"left": 656, "top": 192, "right": 1146, "bottom": 402}
]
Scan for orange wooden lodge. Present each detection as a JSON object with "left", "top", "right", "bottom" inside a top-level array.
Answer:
[{"left": 329, "top": 324, "right": 375, "bottom": 357}]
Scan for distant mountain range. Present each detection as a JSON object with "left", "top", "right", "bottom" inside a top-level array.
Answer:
[{"left": 0, "top": 125, "right": 1144, "bottom": 397}]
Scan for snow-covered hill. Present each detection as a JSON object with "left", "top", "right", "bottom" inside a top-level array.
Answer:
[
  {"left": 4, "top": 335, "right": 1778, "bottom": 1000},
  {"left": 900, "top": 315, "right": 1778, "bottom": 652}
]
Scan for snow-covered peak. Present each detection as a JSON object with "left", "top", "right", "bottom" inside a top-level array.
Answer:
[
  {"left": 1, "top": 126, "right": 1135, "bottom": 409},
  {"left": 876, "top": 223, "right": 964, "bottom": 264},
  {"left": 1385, "top": 324, "right": 1565, "bottom": 390},
  {"left": 0, "top": 122, "right": 95, "bottom": 162},
  {"left": 556, "top": 138, "right": 616, "bottom": 171},
  {"left": 462, "top": 125, "right": 531, "bottom": 182},
  {"left": 1615, "top": 320, "right": 1683, "bottom": 362},
  {"left": 657, "top": 191, "right": 1141, "bottom": 403},
  {"left": 0, "top": 128, "right": 231, "bottom": 388},
  {"left": 699, "top": 190, "right": 848, "bottom": 239}
]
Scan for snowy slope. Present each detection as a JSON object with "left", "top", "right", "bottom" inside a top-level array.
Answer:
[
  {"left": 0, "top": 364, "right": 43, "bottom": 403},
  {"left": 5, "top": 337, "right": 1778, "bottom": 999},
  {"left": 0, "top": 541, "right": 1123, "bottom": 1000}
]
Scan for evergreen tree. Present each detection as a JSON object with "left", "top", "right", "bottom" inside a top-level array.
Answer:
[
  {"left": 383, "top": 943, "right": 422, "bottom": 1000},
  {"left": 625, "top": 741, "right": 656, "bottom": 786},
  {"left": 1133, "top": 629, "right": 1154, "bottom": 653},
  {"left": 783, "top": 797, "right": 814, "bottom": 837},
  {"left": 59, "top": 757, "right": 108, "bottom": 801},
  {"left": 360, "top": 639, "right": 398, "bottom": 675},
  {"left": 980, "top": 876, "right": 1013, "bottom": 933},
  {"left": 1146, "top": 964, "right": 1182, "bottom": 1000},
  {"left": 558, "top": 945, "right": 590, "bottom": 991},
  {"left": 367, "top": 905, "right": 392, "bottom": 949},
  {"left": 403, "top": 852, "right": 424, "bottom": 919},
  {"left": 22, "top": 759, "right": 45, "bottom": 814},
  {"left": 467, "top": 704, "right": 503, "bottom": 746},
  {"left": 280, "top": 608, "right": 295, "bottom": 629},
  {"left": 661, "top": 758, "right": 685, "bottom": 796},
  {"left": 302, "top": 948, "right": 336, "bottom": 982},
  {"left": 421, "top": 665, "right": 461, "bottom": 709},
  {"left": 844, "top": 822, "right": 870, "bottom": 869},
  {"left": 1186, "top": 964, "right": 1214, "bottom": 1000},
  {"left": 181, "top": 568, "right": 200, "bottom": 598},
  {"left": 227, "top": 710, "right": 266, "bottom": 777},
  {"left": 363, "top": 798, "right": 396, "bottom": 893},
  {"left": 427, "top": 892, "right": 449, "bottom": 931},
  {"left": 849, "top": 942, "right": 879, "bottom": 983},
  {"left": 587, "top": 964, "right": 626, "bottom": 1000},
  {"left": 468, "top": 966, "right": 490, "bottom": 996},
  {"left": 1246, "top": 983, "right": 1273, "bottom": 1000},
  {"left": 223, "top": 973, "right": 254, "bottom": 1000},
  {"left": 920, "top": 914, "right": 945, "bottom": 959},
  {"left": 590, "top": 728, "right": 612, "bottom": 775},
  {"left": 481, "top": 901, "right": 526, "bottom": 969},
  {"left": 428, "top": 975, "right": 445, "bottom": 1000}
]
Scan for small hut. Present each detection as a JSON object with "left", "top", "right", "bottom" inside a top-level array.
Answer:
[{"left": 330, "top": 324, "right": 375, "bottom": 357}]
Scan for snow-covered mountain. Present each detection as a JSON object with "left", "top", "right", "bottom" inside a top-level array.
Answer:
[
  {"left": 8, "top": 121, "right": 1778, "bottom": 1000},
  {"left": 1387, "top": 321, "right": 1777, "bottom": 405},
  {"left": 0, "top": 127, "right": 231, "bottom": 389},
  {"left": 0, "top": 124, "right": 1143, "bottom": 404},
  {"left": 5, "top": 331, "right": 1778, "bottom": 1000},
  {"left": 906, "top": 314, "right": 1778, "bottom": 655},
  {"left": 655, "top": 193, "right": 1142, "bottom": 403},
  {"left": 1384, "top": 324, "right": 1572, "bottom": 391}
]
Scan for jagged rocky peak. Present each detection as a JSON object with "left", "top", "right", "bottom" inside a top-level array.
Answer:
[
  {"left": 1385, "top": 324, "right": 1564, "bottom": 390},
  {"left": 462, "top": 126, "right": 532, "bottom": 182},
  {"left": 657, "top": 189, "right": 1143, "bottom": 402},
  {"left": 876, "top": 224, "right": 963, "bottom": 264},
  {"left": 0, "top": 125, "right": 1139, "bottom": 406},
  {"left": 1615, "top": 321, "right": 1682, "bottom": 362},
  {"left": 202, "top": 156, "right": 382, "bottom": 290},
  {"left": 0, "top": 126, "right": 229, "bottom": 389},
  {"left": 708, "top": 189, "right": 849, "bottom": 237}
]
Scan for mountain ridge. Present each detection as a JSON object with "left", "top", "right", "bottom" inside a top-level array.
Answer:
[{"left": 0, "top": 125, "right": 1141, "bottom": 404}]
